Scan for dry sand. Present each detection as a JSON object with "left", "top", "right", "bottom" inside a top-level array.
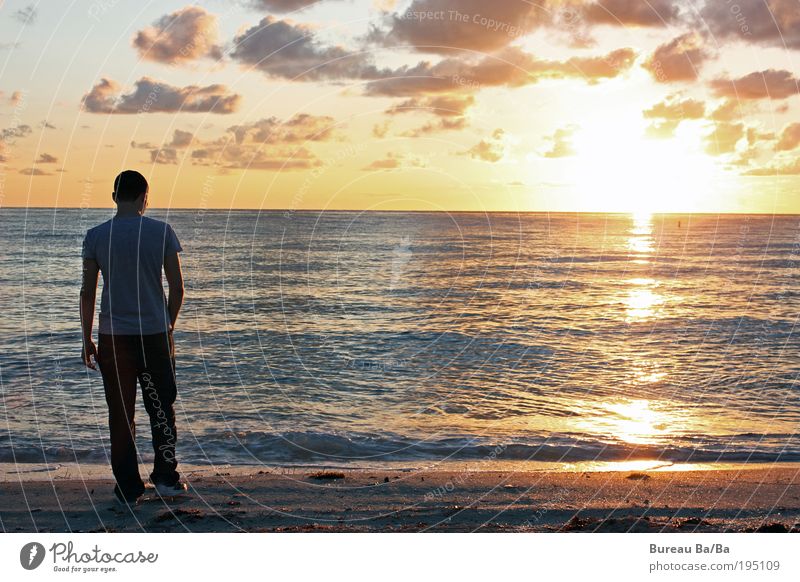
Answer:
[{"left": 2, "top": 464, "right": 800, "bottom": 532}]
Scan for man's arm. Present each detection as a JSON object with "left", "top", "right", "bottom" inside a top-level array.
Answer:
[
  {"left": 80, "top": 258, "right": 100, "bottom": 369},
  {"left": 164, "top": 252, "right": 184, "bottom": 331}
]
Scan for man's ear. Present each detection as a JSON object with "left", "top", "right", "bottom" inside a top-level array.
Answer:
[{"left": 111, "top": 191, "right": 117, "bottom": 203}]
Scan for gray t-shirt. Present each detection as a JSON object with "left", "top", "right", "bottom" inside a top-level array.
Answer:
[{"left": 82, "top": 216, "right": 182, "bottom": 335}]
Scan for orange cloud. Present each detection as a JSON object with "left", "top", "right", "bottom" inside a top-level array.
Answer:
[
  {"left": 705, "top": 122, "right": 744, "bottom": 155},
  {"left": 775, "top": 123, "right": 800, "bottom": 151},
  {"left": 710, "top": 69, "right": 799, "bottom": 100},
  {"left": 543, "top": 126, "right": 577, "bottom": 158},
  {"left": 461, "top": 128, "right": 506, "bottom": 162},
  {"left": 643, "top": 32, "right": 713, "bottom": 83},
  {"left": 366, "top": 46, "right": 636, "bottom": 96}
]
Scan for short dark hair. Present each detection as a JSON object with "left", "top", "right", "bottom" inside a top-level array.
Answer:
[{"left": 113, "top": 170, "right": 148, "bottom": 202}]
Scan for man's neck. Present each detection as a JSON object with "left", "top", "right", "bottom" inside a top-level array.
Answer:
[{"left": 115, "top": 205, "right": 143, "bottom": 218}]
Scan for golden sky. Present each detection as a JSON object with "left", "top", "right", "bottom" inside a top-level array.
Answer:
[{"left": 1, "top": 0, "right": 799, "bottom": 212}]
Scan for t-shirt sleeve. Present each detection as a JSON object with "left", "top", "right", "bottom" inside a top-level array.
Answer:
[
  {"left": 165, "top": 224, "right": 183, "bottom": 257},
  {"left": 81, "top": 230, "right": 96, "bottom": 260}
]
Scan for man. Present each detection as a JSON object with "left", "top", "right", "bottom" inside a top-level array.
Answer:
[{"left": 80, "top": 170, "right": 188, "bottom": 505}]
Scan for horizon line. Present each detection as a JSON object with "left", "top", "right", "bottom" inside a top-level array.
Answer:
[{"left": 3, "top": 206, "right": 800, "bottom": 217}]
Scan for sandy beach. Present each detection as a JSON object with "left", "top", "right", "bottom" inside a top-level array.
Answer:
[{"left": 2, "top": 464, "right": 799, "bottom": 533}]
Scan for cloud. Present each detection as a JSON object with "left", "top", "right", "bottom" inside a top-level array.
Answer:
[
  {"left": 372, "top": 121, "right": 391, "bottom": 138},
  {"left": 643, "top": 32, "right": 713, "bottom": 83},
  {"left": 580, "top": 0, "right": 682, "bottom": 27},
  {"left": 543, "top": 126, "right": 576, "bottom": 158},
  {"left": 19, "top": 168, "right": 49, "bottom": 176},
  {"left": 189, "top": 113, "right": 339, "bottom": 171},
  {"left": 776, "top": 123, "right": 800, "bottom": 151},
  {"left": 361, "top": 151, "right": 426, "bottom": 170},
  {"left": 81, "top": 77, "right": 242, "bottom": 114},
  {"left": 700, "top": 0, "right": 800, "bottom": 50},
  {"left": 462, "top": 128, "right": 506, "bottom": 162},
  {"left": 745, "top": 157, "right": 800, "bottom": 176},
  {"left": 231, "top": 16, "right": 384, "bottom": 81},
  {"left": 366, "top": 46, "right": 636, "bottom": 96},
  {"left": 151, "top": 148, "right": 179, "bottom": 165},
  {"left": 41, "top": 120, "right": 56, "bottom": 129},
  {"left": 227, "top": 113, "right": 338, "bottom": 144},
  {"left": 402, "top": 116, "right": 467, "bottom": 136},
  {"left": 13, "top": 5, "right": 37, "bottom": 24},
  {"left": 643, "top": 95, "right": 704, "bottom": 137},
  {"left": 36, "top": 153, "right": 58, "bottom": 163},
  {"left": 373, "top": 0, "right": 548, "bottom": 54},
  {"left": 249, "top": 0, "right": 332, "bottom": 11},
  {"left": 386, "top": 94, "right": 475, "bottom": 117},
  {"left": 1, "top": 124, "right": 32, "bottom": 142},
  {"left": 705, "top": 122, "right": 744, "bottom": 155},
  {"left": 9, "top": 91, "right": 23, "bottom": 106},
  {"left": 709, "top": 99, "right": 744, "bottom": 121},
  {"left": 643, "top": 95, "right": 705, "bottom": 119},
  {"left": 133, "top": 6, "right": 222, "bottom": 64},
  {"left": 710, "top": 69, "right": 799, "bottom": 100}
]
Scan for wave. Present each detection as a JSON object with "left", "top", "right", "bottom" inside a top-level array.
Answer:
[{"left": 4, "top": 430, "right": 799, "bottom": 465}]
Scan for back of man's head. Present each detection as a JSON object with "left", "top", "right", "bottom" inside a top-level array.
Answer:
[{"left": 113, "top": 170, "right": 148, "bottom": 202}]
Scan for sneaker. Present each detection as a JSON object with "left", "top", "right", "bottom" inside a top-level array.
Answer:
[
  {"left": 154, "top": 481, "right": 190, "bottom": 497},
  {"left": 113, "top": 485, "right": 142, "bottom": 507}
]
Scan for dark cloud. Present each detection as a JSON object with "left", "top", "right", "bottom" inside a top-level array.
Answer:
[
  {"left": 20, "top": 167, "right": 49, "bottom": 176},
  {"left": 374, "top": 0, "right": 548, "bottom": 54},
  {"left": 580, "top": 0, "right": 682, "bottom": 27},
  {"left": 231, "top": 16, "right": 384, "bottom": 81},
  {"left": 700, "top": 0, "right": 800, "bottom": 50},
  {"left": 1, "top": 124, "right": 32, "bottom": 142},
  {"left": 227, "top": 113, "right": 338, "bottom": 145},
  {"left": 462, "top": 128, "right": 506, "bottom": 162},
  {"left": 710, "top": 69, "right": 799, "bottom": 100},
  {"left": 81, "top": 77, "right": 242, "bottom": 114},
  {"left": 133, "top": 6, "right": 222, "bottom": 64},
  {"left": 36, "top": 153, "right": 58, "bottom": 163},
  {"left": 643, "top": 32, "right": 714, "bottom": 83},
  {"left": 13, "top": 5, "right": 37, "bottom": 25},
  {"left": 366, "top": 46, "right": 637, "bottom": 96},
  {"left": 151, "top": 148, "right": 179, "bottom": 165},
  {"left": 249, "top": 0, "right": 331, "bottom": 11}
]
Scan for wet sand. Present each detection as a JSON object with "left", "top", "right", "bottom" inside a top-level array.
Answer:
[{"left": 2, "top": 465, "right": 799, "bottom": 532}]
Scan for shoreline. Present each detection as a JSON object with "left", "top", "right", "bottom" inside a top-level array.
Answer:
[{"left": 2, "top": 463, "right": 799, "bottom": 532}]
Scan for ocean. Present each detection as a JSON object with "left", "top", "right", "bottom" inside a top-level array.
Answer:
[{"left": 1, "top": 208, "right": 799, "bottom": 469}]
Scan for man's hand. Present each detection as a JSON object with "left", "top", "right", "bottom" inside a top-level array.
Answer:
[{"left": 82, "top": 339, "right": 98, "bottom": 370}]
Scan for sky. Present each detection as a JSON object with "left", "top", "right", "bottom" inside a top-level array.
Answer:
[{"left": 1, "top": 0, "right": 799, "bottom": 213}]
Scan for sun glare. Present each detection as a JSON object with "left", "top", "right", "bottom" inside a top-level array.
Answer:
[{"left": 570, "top": 118, "right": 720, "bottom": 213}]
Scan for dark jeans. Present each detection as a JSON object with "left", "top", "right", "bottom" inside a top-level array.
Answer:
[{"left": 98, "top": 332, "right": 180, "bottom": 499}]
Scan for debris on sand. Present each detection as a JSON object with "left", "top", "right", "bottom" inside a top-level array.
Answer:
[
  {"left": 626, "top": 472, "right": 651, "bottom": 481},
  {"left": 309, "top": 471, "right": 346, "bottom": 481}
]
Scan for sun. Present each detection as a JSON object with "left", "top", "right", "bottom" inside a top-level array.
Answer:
[{"left": 568, "top": 116, "right": 722, "bottom": 214}]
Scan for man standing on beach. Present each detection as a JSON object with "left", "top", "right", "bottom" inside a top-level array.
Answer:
[{"left": 79, "top": 170, "right": 188, "bottom": 505}]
